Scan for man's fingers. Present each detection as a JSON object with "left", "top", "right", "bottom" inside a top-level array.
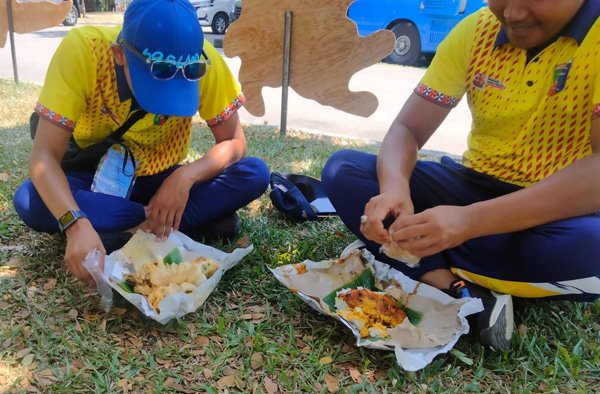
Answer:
[{"left": 173, "top": 211, "right": 183, "bottom": 232}]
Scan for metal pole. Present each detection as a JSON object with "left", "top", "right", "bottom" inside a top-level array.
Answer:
[
  {"left": 280, "top": 10, "right": 292, "bottom": 136},
  {"left": 6, "top": 0, "right": 19, "bottom": 84}
]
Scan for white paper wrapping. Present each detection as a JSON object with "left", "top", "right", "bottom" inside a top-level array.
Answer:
[
  {"left": 269, "top": 241, "right": 483, "bottom": 371},
  {"left": 87, "top": 230, "right": 253, "bottom": 325}
]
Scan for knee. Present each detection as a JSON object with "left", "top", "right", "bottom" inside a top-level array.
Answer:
[
  {"left": 239, "top": 157, "right": 270, "bottom": 196},
  {"left": 565, "top": 217, "right": 600, "bottom": 268},
  {"left": 13, "top": 180, "right": 55, "bottom": 233},
  {"left": 13, "top": 180, "right": 33, "bottom": 220},
  {"left": 321, "top": 149, "right": 362, "bottom": 186}
]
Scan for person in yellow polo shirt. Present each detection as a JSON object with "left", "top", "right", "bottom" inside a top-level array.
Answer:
[
  {"left": 322, "top": 0, "right": 600, "bottom": 350},
  {"left": 13, "top": 0, "right": 269, "bottom": 285}
]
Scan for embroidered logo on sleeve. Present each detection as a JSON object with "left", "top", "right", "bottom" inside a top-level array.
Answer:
[{"left": 548, "top": 60, "right": 573, "bottom": 96}]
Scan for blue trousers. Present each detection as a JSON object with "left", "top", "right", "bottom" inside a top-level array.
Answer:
[
  {"left": 14, "top": 157, "right": 270, "bottom": 235},
  {"left": 321, "top": 150, "right": 600, "bottom": 302}
]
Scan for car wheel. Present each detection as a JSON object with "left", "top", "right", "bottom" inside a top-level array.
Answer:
[
  {"left": 62, "top": 5, "right": 78, "bottom": 26},
  {"left": 211, "top": 12, "right": 229, "bottom": 34},
  {"left": 385, "top": 22, "right": 421, "bottom": 66}
]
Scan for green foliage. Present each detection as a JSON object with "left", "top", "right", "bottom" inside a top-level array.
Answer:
[{"left": 1, "top": 79, "right": 599, "bottom": 393}]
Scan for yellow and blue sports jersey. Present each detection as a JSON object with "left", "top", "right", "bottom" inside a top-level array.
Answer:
[
  {"left": 416, "top": 4, "right": 600, "bottom": 187},
  {"left": 36, "top": 25, "right": 244, "bottom": 176}
]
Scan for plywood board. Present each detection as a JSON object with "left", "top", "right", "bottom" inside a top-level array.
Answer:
[
  {"left": 1, "top": 0, "right": 71, "bottom": 48},
  {"left": 223, "top": 0, "right": 395, "bottom": 117}
]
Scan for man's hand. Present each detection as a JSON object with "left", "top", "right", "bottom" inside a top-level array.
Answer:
[
  {"left": 64, "top": 219, "right": 105, "bottom": 285},
  {"left": 142, "top": 167, "right": 194, "bottom": 240},
  {"left": 388, "top": 205, "right": 475, "bottom": 258},
  {"left": 360, "top": 190, "right": 414, "bottom": 245}
]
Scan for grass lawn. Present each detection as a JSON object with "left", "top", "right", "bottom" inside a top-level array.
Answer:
[{"left": 0, "top": 79, "right": 599, "bottom": 393}]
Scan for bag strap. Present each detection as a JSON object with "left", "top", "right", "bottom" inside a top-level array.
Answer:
[{"left": 109, "top": 109, "right": 147, "bottom": 141}]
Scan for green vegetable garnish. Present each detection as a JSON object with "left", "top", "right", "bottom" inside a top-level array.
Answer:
[
  {"left": 322, "top": 269, "right": 376, "bottom": 311},
  {"left": 117, "top": 281, "right": 134, "bottom": 293},
  {"left": 163, "top": 247, "right": 183, "bottom": 265},
  {"left": 321, "top": 269, "right": 423, "bottom": 325}
]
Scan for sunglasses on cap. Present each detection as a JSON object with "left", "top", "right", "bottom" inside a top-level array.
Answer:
[{"left": 120, "top": 38, "right": 210, "bottom": 81}]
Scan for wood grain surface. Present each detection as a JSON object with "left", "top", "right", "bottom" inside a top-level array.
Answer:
[
  {"left": 1, "top": 0, "right": 71, "bottom": 48},
  {"left": 223, "top": 0, "right": 395, "bottom": 117}
]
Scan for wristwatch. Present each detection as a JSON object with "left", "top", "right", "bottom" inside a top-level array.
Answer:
[{"left": 58, "top": 210, "right": 87, "bottom": 233}]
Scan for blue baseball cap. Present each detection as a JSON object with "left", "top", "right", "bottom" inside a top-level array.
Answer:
[{"left": 121, "top": 0, "right": 204, "bottom": 116}]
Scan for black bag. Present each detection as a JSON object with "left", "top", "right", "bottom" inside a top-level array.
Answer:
[
  {"left": 29, "top": 109, "right": 147, "bottom": 172},
  {"left": 269, "top": 172, "right": 337, "bottom": 221}
]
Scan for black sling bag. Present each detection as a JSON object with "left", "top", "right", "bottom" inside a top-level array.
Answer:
[{"left": 30, "top": 109, "right": 147, "bottom": 172}]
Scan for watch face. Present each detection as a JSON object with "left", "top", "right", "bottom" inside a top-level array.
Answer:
[{"left": 59, "top": 210, "right": 76, "bottom": 226}]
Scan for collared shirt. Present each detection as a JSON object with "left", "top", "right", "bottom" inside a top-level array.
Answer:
[
  {"left": 415, "top": 6, "right": 600, "bottom": 186},
  {"left": 36, "top": 26, "right": 245, "bottom": 176}
]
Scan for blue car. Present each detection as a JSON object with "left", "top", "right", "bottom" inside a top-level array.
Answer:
[{"left": 348, "top": 0, "right": 488, "bottom": 65}]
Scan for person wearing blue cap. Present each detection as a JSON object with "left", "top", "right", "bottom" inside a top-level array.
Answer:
[{"left": 13, "top": 0, "right": 270, "bottom": 284}]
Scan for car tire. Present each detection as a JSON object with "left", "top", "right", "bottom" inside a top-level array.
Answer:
[
  {"left": 385, "top": 21, "right": 421, "bottom": 66},
  {"left": 211, "top": 12, "right": 229, "bottom": 34},
  {"left": 62, "top": 4, "right": 78, "bottom": 26}
]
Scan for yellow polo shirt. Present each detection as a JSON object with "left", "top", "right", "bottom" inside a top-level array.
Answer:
[
  {"left": 36, "top": 26, "right": 244, "bottom": 176},
  {"left": 415, "top": 8, "right": 600, "bottom": 186}
]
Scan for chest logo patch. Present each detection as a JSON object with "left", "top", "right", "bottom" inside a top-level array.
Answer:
[
  {"left": 153, "top": 115, "right": 169, "bottom": 126},
  {"left": 472, "top": 73, "right": 505, "bottom": 91},
  {"left": 548, "top": 60, "right": 573, "bottom": 96}
]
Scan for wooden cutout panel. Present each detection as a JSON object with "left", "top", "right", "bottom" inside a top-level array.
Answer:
[
  {"left": 223, "top": 0, "right": 395, "bottom": 117},
  {"left": 1, "top": 0, "right": 71, "bottom": 48}
]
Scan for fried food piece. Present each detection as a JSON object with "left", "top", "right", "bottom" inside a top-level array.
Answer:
[
  {"left": 335, "top": 288, "right": 407, "bottom": 338},
  {"left": 124, "top": 255, "right": 220, "bottom": 312}
]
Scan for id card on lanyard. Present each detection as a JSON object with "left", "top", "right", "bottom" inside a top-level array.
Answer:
[{"left": 91, "top": 143, "right": 138, "bottom": 199}]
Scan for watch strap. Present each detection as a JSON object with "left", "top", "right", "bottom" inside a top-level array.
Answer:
[{"left": 58, "top": 210, "right": 87, "bottom": 233}]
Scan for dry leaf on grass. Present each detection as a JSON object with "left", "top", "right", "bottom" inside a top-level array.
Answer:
[
  {"left": 250, "top": 352, "right": 264, "bottom": 369},
  {"left": 15, "top": 309, "right": 31, "bottom": 319},
  {"left": 15, "top": 347, "right": 32, "bottom": 359},
  {"left": 319, "top": 356, "right": 333, "bottom": 365},
  {"left": 235, "top": 235, "right": 252, "bottom": 248},
  {"left": 164, "top": 377, "right": 193, "bottom": 393},
  {"left": 202, "top": 368, "right": 213, "bottom": 378},
  {"left": 518, "top": 323, "right": 527, "bottom": 336},
  {"left": 349, "top": 367, "right": 362, "bottom": 384},
  {"left": 67, "top": 308, "right": 78, "bottom": 318},
  {"left": 263, "top": 377, "right": 278, "bottom": 394},
  {"left": 112, "top": 307, "right": 128, "bottom": 316},
  {"left": 21, "top": 354, "right": 35, "bottom": 366},
  {"left": 195, "top": 336, "right": 210, "bottom": 346},
  {"left": 216, "top": 375, "right": 236, "bottom": 389},
  {"left": 0, "top": 172, "right": 9, "bottom": 182},
  {"left": 7, "top": 257, "right": 24, "bottom": 267},
  {"left": 223, "top": 366, "right": 237, "bottom": 376},
  {"left": 43, "top": 279, "right": 57, "bottom": 291},
  {"left": 324, "top": 374, "right": 339, "bottom": 393}
]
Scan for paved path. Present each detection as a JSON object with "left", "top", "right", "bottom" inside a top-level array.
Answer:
[{"left": 0, "top": 21, "right": 472, "bottom": 155}]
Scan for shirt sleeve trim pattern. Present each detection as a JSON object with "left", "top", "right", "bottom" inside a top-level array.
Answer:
[
  {"left": 34, "top": 102, "right": 76, "bottom": 130},
  {"left": 414, "top": 83, "right": 460, "bottom": 108},
  {"left": 593, "top": 103, "right": 600, "bottom": 120},
  {"left": 205, "top": 93, "right": 246, "bottom": 127}
]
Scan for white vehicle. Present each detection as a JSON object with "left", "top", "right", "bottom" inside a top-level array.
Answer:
[{"left": 191, "top": 0, "right": 237, "bottom": 34}]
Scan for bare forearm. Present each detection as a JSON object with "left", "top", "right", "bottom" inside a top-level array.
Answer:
[
  {"left": 180, "top": 138, "right": 246, "bottom": 184},
  {"left": 377, "top": 121, "right": 418, "bottom": 195},
  {"left": 467, "top": 153, "right": 600, "bottom": 238},
  {"left": 377, "top": 93, "right": 451, "bottom": 196},
  {"left": 29, "top": 152, "right": 79, "bottom": 220}
]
